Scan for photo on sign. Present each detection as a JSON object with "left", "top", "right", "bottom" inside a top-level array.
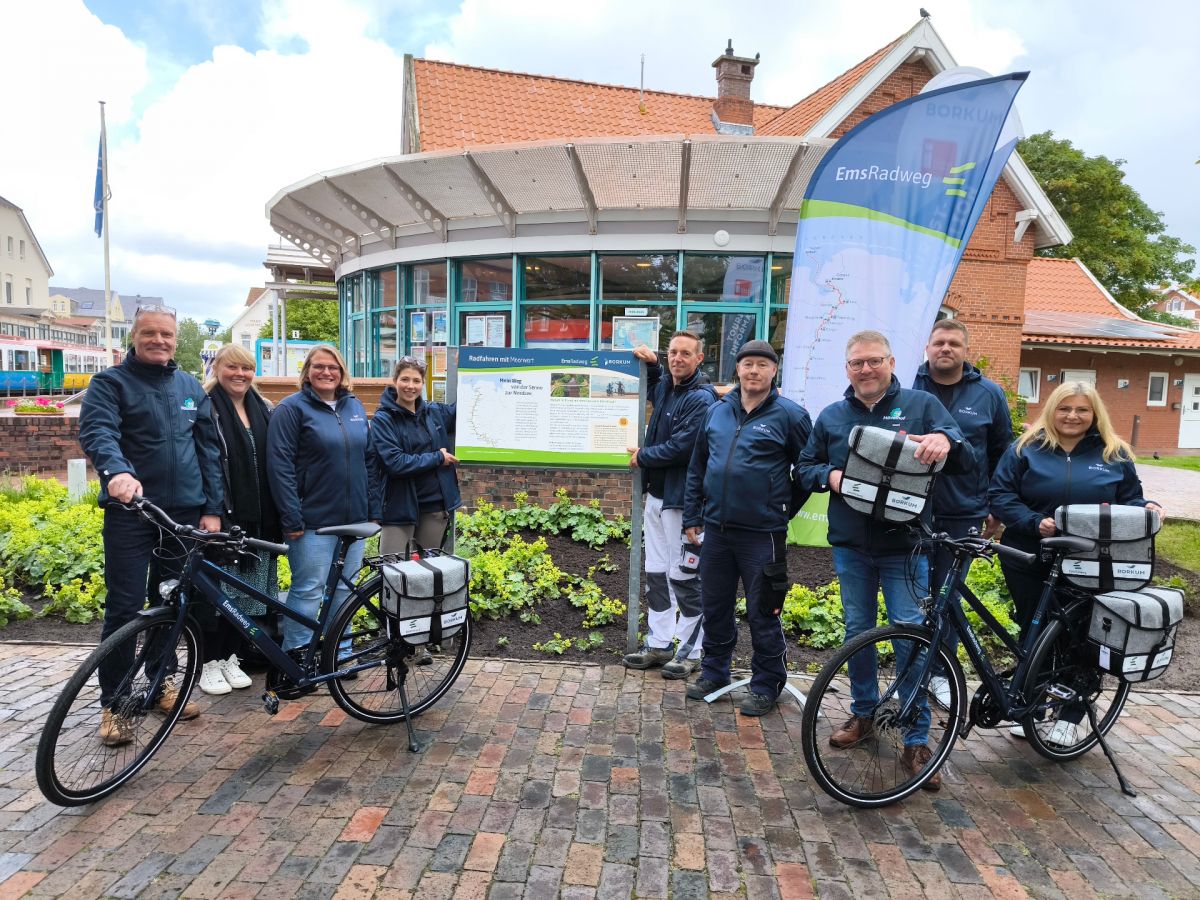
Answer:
[
  {"left": 611, "top": 316, "right": 660, "bottom": 351},
  {"left": 599, "top": 375, "right": 639, "bottom": 397},
  {"left": 550, "top": 372, "right": 590, "bottom": 398}
]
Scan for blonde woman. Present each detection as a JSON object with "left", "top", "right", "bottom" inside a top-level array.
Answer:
[
  {"left": 267, "top": 345, "right": 378, "bottom": 652},
  {"left": 989, "top": 380, "right": 1163, "bottom": 638},
  {"left": 196, "top": 344, "right": 279, "bottom": 694}
]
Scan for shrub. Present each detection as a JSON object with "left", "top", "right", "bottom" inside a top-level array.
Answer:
[
  {"left": 0, "top": 582, "right": 32, "bottom": 627},
  {"left": 468, "top": 535, "right": 563, "bottom": 623},
  {"left": 566, "top": 562, "right": 626, "bottom": 627},
  {"left": 41, "top": 575, "right": 106, "bottom": 624}
]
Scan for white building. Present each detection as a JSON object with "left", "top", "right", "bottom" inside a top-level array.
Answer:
[{"left": 0, "top": 194, "right": 52, "bottom": 314}]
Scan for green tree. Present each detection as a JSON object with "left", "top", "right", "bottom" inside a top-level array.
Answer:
[
  {"left": 257, "top": 297, "right": 339, "bottom": 343},
  {"left": 1019, "top": 131, "right": 1196, "bottom": 313},
  {"left": 175, "top": 318, "right": 204, "bottom": 376}
]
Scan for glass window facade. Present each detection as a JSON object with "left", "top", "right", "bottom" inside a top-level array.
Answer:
[{"left": 341, "top": 252, "right": 792, "bottom": 384}]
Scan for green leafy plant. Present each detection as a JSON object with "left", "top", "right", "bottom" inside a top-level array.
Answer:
[
  {"left": 533, "top": 632, "right": 573, "bottom": 655},
  {"left": 578, "top": 631, "right": 604, "bottom": 651},
  {"left": 0, "top": 583, "right": 32, "bottom": 627},
  {"left": 566, "top": 568, "right": 626, "bottom": 627},
  {"left": 40, "top": 575, "right": 106, "bottom": 624},
  {"left": 496, "top": 635, "right": 510, "bottom": 649},
  {"left": 468, "top": 535, "right": 563, "bottom": 622}
]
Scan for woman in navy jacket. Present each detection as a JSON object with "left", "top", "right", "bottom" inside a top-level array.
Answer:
[
  {"left": 369, "top": 356, "right": 461, "bottom": 556},
  {"left": 267, "top": 345, "right": 377, "bottom": 651},
  {"left": 989, "top": 380, "right": 1163, "bottom": 640}
]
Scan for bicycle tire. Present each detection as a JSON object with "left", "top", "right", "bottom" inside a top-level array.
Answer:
[
  {"left": 323, "top": 575, "right": 471, "bottom": 725},
  {"left": 1021, "top": 602, "right": 1131, "bottom": 762},
  {"left": 801, "top": 624, "right": 964, "bottom": 808},
  {"left": 36, "top": 608, "right": 200, "bottom": 807}
]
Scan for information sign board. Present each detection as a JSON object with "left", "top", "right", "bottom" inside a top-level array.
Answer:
[{"left": 456, "top": 348, "right": 640, "bottom": 468}]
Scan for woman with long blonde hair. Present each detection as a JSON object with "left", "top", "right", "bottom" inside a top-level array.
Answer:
[{"left": 988, "top": 381, "right": 1163, "bottom": 736}]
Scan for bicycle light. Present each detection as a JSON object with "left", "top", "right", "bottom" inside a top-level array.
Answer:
[{"left": 158, "top": 579, "right": 180, "bottom": 600}]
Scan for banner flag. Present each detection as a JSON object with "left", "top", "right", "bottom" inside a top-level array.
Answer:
[
  {"left": 780, "top": 73, "right": 1027, "bottom": 546},
  {"left": 93, "top": 136, "right": 105, "bottom": 237}
]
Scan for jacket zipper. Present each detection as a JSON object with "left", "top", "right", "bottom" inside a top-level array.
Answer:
[{"left": 717, "top": 399, "right": 769, "bottom": 530}]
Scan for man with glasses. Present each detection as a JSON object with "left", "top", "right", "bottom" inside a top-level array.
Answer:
[
  {"left": 80, "top": 305, "right": 224, "bottom": 743},
  {"left": 912, "top": 320, "right": 1012, "bottom": 707},
  {"left": 683, "top": 340, "right": 811, "bottom": 716},
  {"left": 797, "top": 330, "right": 972, "bottom": 790},
  {"left": 622, "top": 331, "right": 716, "bottom": 679}
]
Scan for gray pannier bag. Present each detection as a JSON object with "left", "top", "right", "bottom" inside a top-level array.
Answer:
[
  {"left": 380, "top": 553, "right": 470, "bottom": 645},
  {"left": 1087, "top": 586, "right": 1183, "bottom": 682},
  {"left": 1054, "top": 504, "right": 1160, "bottom": 592},
  {"left": 840, "top": 425, "right": 945, "bottom": 523}
]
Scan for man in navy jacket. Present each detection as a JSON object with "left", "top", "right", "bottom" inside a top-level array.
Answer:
[
  {"left": 623, "top": 331, "right": 716, "bottom": 679},
  {"left": 797, "top": 330, "right": 972, "bottom": 791},
  {"left": 682, "top": 340, "right": 811, "bottom": 716},
  {"left": 79, "top": 307, "right": 223, "bottom": 742},
  {"left": 912, "top": 319, "right": 1012, "bottom": 706}
]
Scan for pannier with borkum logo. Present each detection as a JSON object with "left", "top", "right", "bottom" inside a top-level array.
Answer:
[
  {"left": 840, "top": 425, "right": 945, "bottom": 523},
  {"left": 380, "top": 552, "right": 470, "bottom": 645},
  {"left": 1087, "top": 586, "right": 1183, "bottom": 682},
  {"left": 1054, "top": 504, "right": 1160, "bottom": 592}
]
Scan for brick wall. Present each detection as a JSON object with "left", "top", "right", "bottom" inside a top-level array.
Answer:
[
  {"left": 833, "top": 61, "right": 1035, "bottom": 390},
  {"left": 1019, "top": 348, "right": 1200, "bottom": 452},
  {"left": 0, "top": 417, "right": 91, "bottom": 476}
]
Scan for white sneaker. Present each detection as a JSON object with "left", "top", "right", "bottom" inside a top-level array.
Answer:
[
  {"left": 1046, "top": 719, "right": 1080, "bottom": 747},
  {"left": 220, "top": 654, "right": 252, "bottom": 689},
  {"left": 1009, "top": 724, "right": 1026, "bottom": 739},
  {"left": 929, "top": 676, "right": 951, "bottom": 709},
  {"left": 199, "top": 660, "right": 232, "bottom": 695}
]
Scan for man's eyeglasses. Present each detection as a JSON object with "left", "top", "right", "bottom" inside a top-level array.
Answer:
[
  {"left": 846, "top": 356, "right": 889, "bottom": 371},
  {"left": 133, "top": 303, "right": 177, "bottom": 320}
]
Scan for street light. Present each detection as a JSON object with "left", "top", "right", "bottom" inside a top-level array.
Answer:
[{"left": 203, "top": 318, "right": 220, "bottom": 336}]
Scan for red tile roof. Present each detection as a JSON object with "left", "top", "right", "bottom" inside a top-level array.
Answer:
[
  {"left": 1024, "top": 258, "right": 1200, "bottom": 350},
  {"left": 246, "top": 287, "right": 266, "bottom": 307},
  {"left": 411, "top": 58, "right": 787, "bottom": 150},
  {"left": 755, "top": 39, "right": 901, "bottom": 136}
]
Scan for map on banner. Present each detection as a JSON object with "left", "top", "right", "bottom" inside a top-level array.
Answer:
[{"left": 457, "top": 348, "right": 641, "bottom": 468}]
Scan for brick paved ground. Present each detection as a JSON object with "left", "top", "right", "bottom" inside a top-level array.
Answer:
[
  {"left": 2, "top": 643, "right": 1200, "bottom": 899},
  {"left": 1137, "top": 464, "right": 1200, "bottom": 522}
]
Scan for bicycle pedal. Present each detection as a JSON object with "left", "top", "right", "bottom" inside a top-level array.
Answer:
[
  {"left": 262, "top": 691, "right": 280, "bottom": 716},
  {"left": 1044, "top": 683, "right": 1076, "bottom": 701}
]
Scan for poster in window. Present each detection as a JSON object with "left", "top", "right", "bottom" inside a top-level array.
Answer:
[
  {"left": 432, "top": 310, "right": 448, "bottom": 344},
  {"left": 432, "top": 347, "right": 447, "bottom": 378},
  {"left": 410, "top": 311, "right": 427, "bottom": 344},
  {"left": 611, "top": 316, "right": 660, "bottom": 351},
  {"left": 486, "top": 315, "right": 507, "bottom": 347},
  {"left": 465, "top": 315, "right": 487, "bottom": 347}
]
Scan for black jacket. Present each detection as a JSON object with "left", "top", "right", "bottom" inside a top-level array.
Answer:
[
  {"left": 638, "top": 363, "right": 717, "bottom": 509},
  {"left": 683, "top": 386, "right": 812, "bottom": 533},
  {"left": 370, "top": 387, "right": 462, "bottom": 526},
  {"left": 78, "top": 350, "right": 222, "bottom": 513}
]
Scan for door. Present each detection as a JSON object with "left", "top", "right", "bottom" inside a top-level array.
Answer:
[{"left": 1179, "top": 374, "right": 1200, "bottom": 449}]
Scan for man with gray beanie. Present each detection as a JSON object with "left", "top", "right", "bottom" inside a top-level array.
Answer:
[{"left": 682, "top": 339, "right": 811, "bottom": 716}]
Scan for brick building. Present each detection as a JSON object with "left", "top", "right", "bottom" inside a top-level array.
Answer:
[{"left": 1019, "top": 257, "right": 1200, "bottom": 451}]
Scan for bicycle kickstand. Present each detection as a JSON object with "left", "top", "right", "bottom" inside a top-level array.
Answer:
[
  {"left": 397, "top": 675, "right": 428, "bottom": 754},
  {"left": 1086, "top": 702, "right": 1136, "bottom": 798}
]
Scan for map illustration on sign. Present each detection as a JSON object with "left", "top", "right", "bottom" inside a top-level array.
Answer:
[{"left": 457, "top": 348, "right": 641, "bottom": 468}]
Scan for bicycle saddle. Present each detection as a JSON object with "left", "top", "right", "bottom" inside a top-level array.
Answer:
[
  {"left": 316, "top": 523, "right": 382, "bottom": 538},
  {"left": 1041, "top": 535, "right": 1096, "bottom": 553}
]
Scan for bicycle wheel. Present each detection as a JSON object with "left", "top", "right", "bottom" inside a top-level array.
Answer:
[
  {"left": 323, "top": 575, "right": 471, "bottom": 724},
  {"left": 36, "top": 608, "right": 200, "bottom": 806},
  {"left": 1021, "top": 602, "right": 1131, "bottom": 762},
  {"left": 802, "top": 624, "right": 964, "bottom": 808}
]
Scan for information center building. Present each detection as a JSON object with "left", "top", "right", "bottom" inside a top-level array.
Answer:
[{"left": 267, "top": 20, "right": 1067, "bottom": 400}]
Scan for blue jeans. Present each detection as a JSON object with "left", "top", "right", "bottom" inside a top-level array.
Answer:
[
  {"left": 698, "top": 528, "right": 788, "bottom": 699},
  {"left": 833, "top": 547, "right": 931, "bottom": 746},
  {"left": 283, "top": 532, "right": 365, "bottom": 652}
]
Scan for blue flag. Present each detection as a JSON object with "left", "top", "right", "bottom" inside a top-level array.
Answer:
[
  {"left": 781, "top": 73, "right": 1026, "bottom": 545},
  {"left": 93, "top": 137, "right": 104, "bottom": 237}
]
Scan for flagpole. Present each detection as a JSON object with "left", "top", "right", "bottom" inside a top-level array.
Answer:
[{"left": 100, "top": 101, "right": 113, "bottom": 363}]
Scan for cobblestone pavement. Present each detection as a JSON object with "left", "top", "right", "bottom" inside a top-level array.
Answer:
[
  {"left": 1136, "top": 464, "right": 1200, "bottom": 522},
  {"left": 2, "top": 644, "right": 1200, "bottom": 899}
]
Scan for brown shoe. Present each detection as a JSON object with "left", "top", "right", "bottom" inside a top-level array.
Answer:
[
  {"left": 157, "top": 681, "right": 200, "bottom": 720},
  {"left": 900, "top": 743, "right": 941, "bottom": 791},
  {"left": 829, "top": 715, "right": 874, "bottom": 749},
  {"left": 98, "top": 708, "right": 133, "bottom": 747}
]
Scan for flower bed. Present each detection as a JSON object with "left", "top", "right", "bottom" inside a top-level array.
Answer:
[{"left": 8, "top": 397, "right": 66, "bottom": 415}]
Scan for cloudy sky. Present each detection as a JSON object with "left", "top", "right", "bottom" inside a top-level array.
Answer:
[{"left": 4, "top": 0, "right": 1197, "bottom": 325}]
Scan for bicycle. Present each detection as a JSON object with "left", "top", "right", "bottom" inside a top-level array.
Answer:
[
  {"left": 36, "top": 497, "right": 470, "bottom": 807},
  {"left": 800, "top": 526, "right": 1136, "bottom": 808}
]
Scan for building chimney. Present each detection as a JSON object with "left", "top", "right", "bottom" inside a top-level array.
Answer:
[{"left": 711, "top": 40, "right": 759, "bottom": 133}]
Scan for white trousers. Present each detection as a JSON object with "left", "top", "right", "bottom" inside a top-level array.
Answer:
[{"left": 643, "top": 494, "right": 704, "bottom": 659}]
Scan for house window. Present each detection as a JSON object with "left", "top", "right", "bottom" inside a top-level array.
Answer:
[
  {"left": 25, "top": 279, "right": 32, "bottom": 305},
  {"left": 6, "top": 237, "right": 12, "bottom": 257},
  {"left": 19, "top": 240, "right": 25, "bottom": 260},
  {"left": 4, "top": 280, "right": 11, "bottom": 304},
  {"left": 1147, "top": 372, "right": 1167, "bottom": 407},
  {"left": 1017, "top": 368, "right": 1040, "bottom": 403},
  {"left": 1061, "top": 369, "right": 1096, "bottom": 386}
]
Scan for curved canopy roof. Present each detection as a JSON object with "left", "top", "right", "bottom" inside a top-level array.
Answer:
[{"left": 266, "top": 135, "right": 834, "bottom": 266}]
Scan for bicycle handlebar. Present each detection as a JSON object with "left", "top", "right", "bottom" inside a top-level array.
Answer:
[
  {"left": 919, "top": 525, "right": 1038, "bottom": 568},
  {"left": 123, "top": 497, "right": 290, "bottom": 557}
]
